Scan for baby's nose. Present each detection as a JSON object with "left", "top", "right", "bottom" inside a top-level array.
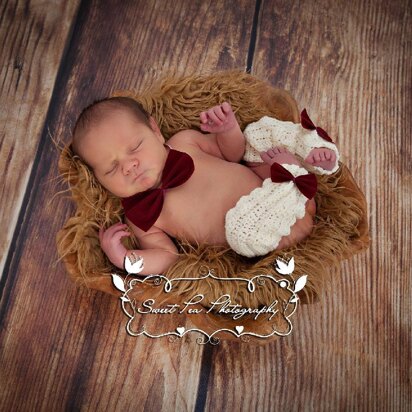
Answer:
[{"left": 124, "top": 160, "right": 139, "bottom": 174}]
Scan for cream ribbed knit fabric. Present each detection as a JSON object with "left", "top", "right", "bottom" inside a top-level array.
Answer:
[
  {"left": 224, "top": 115, "right": 341, "bottom": 257},
  {"left": 225, "top": 163, "right": 309, "bottom": 257},
  {"left": 243, "top": 116, "right": 340, "bottom": 175}
]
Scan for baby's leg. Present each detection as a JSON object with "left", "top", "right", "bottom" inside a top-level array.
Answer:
[
  {"left": 242, "top": 114, "right": 340, "bottom": 175},
  {"left": 226, "top": 147, "right": 317, "bottom": 257},
  {"left": 276, "top": 203, "right": 315, "bottom": 250},
  {"left": 245, "top": 146, "right": 317, "bottom": 249},
  {"left": 244, "top": 160, "right": 271, "bottom": 181}
]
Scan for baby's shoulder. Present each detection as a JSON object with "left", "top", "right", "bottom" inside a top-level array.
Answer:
[
  {"left": 168, "top": 129, "right": 225, "bottom": 160},
  {"left": 167, "top": 129, "right": 202, "bottom": 152},
  {"left": 169, "top": 129, "right": 202, "bottom": 144}
]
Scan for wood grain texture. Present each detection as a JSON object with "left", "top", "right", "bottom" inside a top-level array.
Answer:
[
  {"left": 203, "top": 0, "right": 411, "bottom": 411},
  {"left": 0, "top": 0, "right": 80, "bottom": 277},
  {"left": 1, "top": 0, "right": 410, "bottom": 410},
  {"left": 62, "top": 0, "right": 253, "bottom": 115},
  {"left": 0, "top": 0, "right": 255, "bottom": 410}
]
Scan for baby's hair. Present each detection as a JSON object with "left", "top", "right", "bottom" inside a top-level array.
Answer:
[{"left": 70, "top": 96, "right": 151, "bottom": 162}]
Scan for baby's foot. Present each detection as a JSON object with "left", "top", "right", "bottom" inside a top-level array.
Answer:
[
  {"left": 259, "top": 146, "right": 302, "bottom": 167},
  {"left": 304, "top": 148, "right": 336, "bottom": 170}
]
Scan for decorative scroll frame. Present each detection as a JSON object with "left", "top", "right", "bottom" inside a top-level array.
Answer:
[{"left": 112, "top": 257, "right": 307, "bottom": 345}]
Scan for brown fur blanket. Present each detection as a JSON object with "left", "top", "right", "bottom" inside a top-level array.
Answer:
[{"left": 56, "top": 70, "right": 370, "bottom": 323}]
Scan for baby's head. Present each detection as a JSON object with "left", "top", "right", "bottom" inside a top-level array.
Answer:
[{"left": 71, "top": 97, "right": 169, "bottom": 198}]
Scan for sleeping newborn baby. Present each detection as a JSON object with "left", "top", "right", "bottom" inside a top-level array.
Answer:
[{"left": 70, "top": 97, "right": 339, "bottom": 275}]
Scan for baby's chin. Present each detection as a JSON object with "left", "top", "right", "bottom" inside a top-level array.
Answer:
[{"left": 141, "top": 169, "right": 163, "bottom": 190}]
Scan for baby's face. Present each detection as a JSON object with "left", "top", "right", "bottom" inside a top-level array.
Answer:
[{"left": 79, "top": 109, "right": 168, "bottom": 198}]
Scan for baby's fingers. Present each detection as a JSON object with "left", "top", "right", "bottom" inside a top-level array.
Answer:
[
  {"left": 212, "top": 106, "right": 225, "bottom": 121},
  {"left": 200, "top": 123, "right": 211, "bottom": 132},
  {"left": 199, "top": 111, "right": 208, "bottom": 124},
  {"left": 113, "top": 230, "right": 131, "bottom": 243},
  {"left": 221, "top": 102, "right": 232, "bottom": 114},
  {"left": 207, "top": 109, "right": 222, "bottom": 125},
  {"left": 106, "top": 223, "right": 128, "bottom": 237}
]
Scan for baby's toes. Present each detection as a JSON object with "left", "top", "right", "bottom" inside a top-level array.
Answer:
[
  {"left": 264, "top": 149, "right": 273, "bottom": 158},
  {"left": 272, "top": 146, "right": 288, "bottom": 156},
  {"left": 305, "top": 148, "right": 337, "bottom": 171},
  {"left": 259, "top": 151, "right": 272, "bottom": 163},
  {"left": 304, "top": 153, "right": 315, "bottom": 164},
  {"left": 268, "top": 148, "right": 281, "bottom": 157}
]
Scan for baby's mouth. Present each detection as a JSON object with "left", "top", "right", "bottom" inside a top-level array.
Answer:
[
  {"left": 133, "top": 171, "right": 145, "bottom": 182},
  {"left": 132, "top": 173, "right": 143, "bottom": 183}
]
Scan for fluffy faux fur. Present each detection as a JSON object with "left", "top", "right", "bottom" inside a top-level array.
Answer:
[{"left": 56, "top": 70, "right": 370, "bottom": 322}]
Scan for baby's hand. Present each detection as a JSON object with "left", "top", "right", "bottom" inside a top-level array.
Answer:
[
  {"left": 99, "top": 222, "right": 131, "bottom": 268},
  {"left": 199, "top": 102, "right": 239, "bottom": 134}
]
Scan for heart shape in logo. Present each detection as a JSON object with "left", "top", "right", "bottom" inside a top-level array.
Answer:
[
  {"left": 176, "top": 327, "right": 185, "bottom": 335},
  {"left": 235, "top": 326, "right": 244, "bottom": 334}
]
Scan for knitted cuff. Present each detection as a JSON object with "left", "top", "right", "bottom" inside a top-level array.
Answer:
[
  {"left": 293, "top": 129, "right": 340, "bottom": 175},
  {"left": 242, "top": 115, "right": 340, "bottom": 175},
  {"left": 243, "top": 116, "right": 299, "bottom": 163},
  {"left": 225, "top": 162, "right": 309, "bottom": 257}
]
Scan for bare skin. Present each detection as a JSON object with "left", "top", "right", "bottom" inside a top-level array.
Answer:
[{"left": 78, "top": 103, "right": 335, "bottom": 275}]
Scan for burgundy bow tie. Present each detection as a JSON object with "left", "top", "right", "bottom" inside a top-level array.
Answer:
[
  {"left": 270, "top": 162, "right": 317, "bottom": 199},
  {"left": 121, "top": 147, "right": 195, "bottom": 232},
  {"left": 301, "top": 109, "right": 334, "bottom": 143}
]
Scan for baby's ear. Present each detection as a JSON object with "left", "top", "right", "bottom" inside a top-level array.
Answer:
[{"left": 148, "top": 116, "right": 161, "bottom": 134}]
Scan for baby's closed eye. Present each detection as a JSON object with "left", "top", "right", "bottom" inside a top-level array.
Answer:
[
  {"left": 131, "top": 140, "right": 142, "bottom": 151},
  {"left": 105, "top": 165, "right": 116, "bottom": 175}
]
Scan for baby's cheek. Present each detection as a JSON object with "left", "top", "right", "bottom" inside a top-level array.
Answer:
[
  {"left": 95, "top": 175, "right": 116, "bottom": 194},
  {"left": 96, "top": 177, "right": 108, "bottom": 189}
]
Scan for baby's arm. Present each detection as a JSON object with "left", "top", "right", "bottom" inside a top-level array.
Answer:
[
  {"left": 124, "top": 218, "right": 179, "bottom": 275},
  {"left": 99, "top": 220, "right": 179, "bottom": 276},
  {"left": 199, "top": 102, "right": 245, "bottom": 163}
]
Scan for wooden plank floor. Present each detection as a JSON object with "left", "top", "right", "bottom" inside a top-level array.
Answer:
[
  {"left": 0, "top": 0, "right": 80, "bottom": 278},
  {"left": 1, "top": 0, "right": 411, "bottom": 410}
]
